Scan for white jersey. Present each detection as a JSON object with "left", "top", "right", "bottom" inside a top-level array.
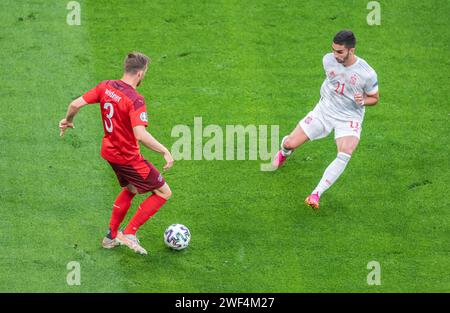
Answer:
[{"left": 318, "top": 53, "right": 378, "bottom": 121}]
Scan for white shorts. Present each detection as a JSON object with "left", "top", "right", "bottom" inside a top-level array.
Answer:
[{"left": 299, "top": 105, "right": 362, "bottom": 141}]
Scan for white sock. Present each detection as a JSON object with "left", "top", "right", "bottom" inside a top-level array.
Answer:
[
  {"left": 280, "top": 136, "right": 292, "bottom": 157},
  {"left": 313, "top": 152, "right": 351, "bottom": 197}
]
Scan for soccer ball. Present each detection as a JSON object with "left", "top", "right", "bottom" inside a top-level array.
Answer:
[{"left": 164, "top": 224, "right": 191, "bottom": 250}]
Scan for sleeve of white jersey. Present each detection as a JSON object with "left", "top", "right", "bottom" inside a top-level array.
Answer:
[
  {"left": 365, "top": 70, "right": 379, "bottom": 95},
  {"left": 322, "top": 53, "right": 332, "bottom": 73}
]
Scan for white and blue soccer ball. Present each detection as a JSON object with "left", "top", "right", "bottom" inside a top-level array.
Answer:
[{"left": 164, "top": 224, "right": 191, "bottom": 250}]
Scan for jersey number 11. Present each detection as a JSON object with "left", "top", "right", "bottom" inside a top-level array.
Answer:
[{"left": 335, "top": 82, "right": 345, "bottom": 95}]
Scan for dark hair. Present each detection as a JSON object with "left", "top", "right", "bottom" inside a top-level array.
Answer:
[
  {"left": 124, "top": 52, "right": 150, "bottom": 74},
  {"left": 333, "top": 30, "right": 356, "bottom": 48}
]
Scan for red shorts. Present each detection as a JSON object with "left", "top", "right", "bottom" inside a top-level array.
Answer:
[{"left": 108, "top": 158, "right": 166, "bottom": 194}]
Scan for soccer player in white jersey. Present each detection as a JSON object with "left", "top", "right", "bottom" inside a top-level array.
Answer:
[{"left": 272, "top": 30, "right": 379, "bottom": 209}]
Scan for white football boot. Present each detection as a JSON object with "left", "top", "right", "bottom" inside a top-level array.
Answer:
[
  {"left": 102, "top": 230, "right": 120, "bottom": 249},
  {"left": 116, "top": 231, "right": 148, "bottom": 255}
]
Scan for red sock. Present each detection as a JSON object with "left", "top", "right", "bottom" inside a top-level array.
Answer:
[
  {"left": 109, "top": 188, "right": 136, "bottom": 238},
  {"left": 123, "top": 194, "right": 167, "bottom": 235}
]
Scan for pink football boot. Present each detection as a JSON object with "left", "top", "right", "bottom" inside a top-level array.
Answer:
[
  {"left": 305, "top": 192, "right": 320, "bottom": 209},
  {"left": 272, "top": 150, "right": 287, "bottom": 168}
]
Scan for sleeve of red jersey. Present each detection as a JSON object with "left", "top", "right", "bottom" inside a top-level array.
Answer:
[
  {"left": 129, "top": 97, "right": 149, "bottom": 128},
  {"left": 82, "top": 83, "right": 102, "bottom": 104}
]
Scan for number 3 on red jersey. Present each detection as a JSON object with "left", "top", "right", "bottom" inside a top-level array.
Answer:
[{"left": 103, "top": 102, "right": 114, "bottom": 133}]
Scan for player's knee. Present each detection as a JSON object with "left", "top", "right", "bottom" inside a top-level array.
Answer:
[
  {"left": 157, "top": 185, "right": 172, "bottom": 200},
  {"left": 164, "top": 187, "right": 172, "bottom": 200},
  {"left": 337, "top": 137, "right": 359, "bottom": 156},
  {"left": 339, "top": 147, "right": 355, "bottom": 156},
  {"left": 126, "top": 184, "right": 138, "bottom": 194}
]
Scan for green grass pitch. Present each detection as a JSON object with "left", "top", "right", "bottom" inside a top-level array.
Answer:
[{"left": 0, "top": 0, "right": 448, "bottom": 292}]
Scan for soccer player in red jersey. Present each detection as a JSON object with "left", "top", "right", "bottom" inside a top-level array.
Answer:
[{"left": 59, "top": 52, "right": 173, "bottom": 255}]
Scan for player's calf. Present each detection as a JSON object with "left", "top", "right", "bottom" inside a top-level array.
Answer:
[
  {"left": 273, "top": 125, "right": 311, "bottom": 169},
  {"left": 280, "top": 136, "right": 294, "bottom": 156},
  {"left": 311, "top": 152, "right": 352, "bottom": 200}
]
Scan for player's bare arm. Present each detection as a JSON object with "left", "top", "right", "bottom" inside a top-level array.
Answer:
[
  {"left": 133, "top": 125, "right": 174, "bottom": 171},
  {"left": 354, "top": 91, "right": 379, "bottom": 106},
  {"left": 59, "top": 96, "right": 88, "bottom": 137}
]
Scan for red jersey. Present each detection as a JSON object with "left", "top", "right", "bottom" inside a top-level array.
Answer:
[{"left": 82, "top": 80, "right": 148, "bottom": 165}]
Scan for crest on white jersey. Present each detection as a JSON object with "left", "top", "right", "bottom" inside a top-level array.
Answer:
[{"left": 350, "top": 74, "right": 358, "bottom": 85}]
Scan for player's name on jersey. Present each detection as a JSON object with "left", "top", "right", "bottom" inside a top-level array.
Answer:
[{"left": 105, "top": 88, "right": 122, "bottom": 102}]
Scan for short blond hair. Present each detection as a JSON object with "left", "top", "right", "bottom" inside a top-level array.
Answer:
[{"left": 124, "top": 52, "right": 150, "bottom": 74}]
